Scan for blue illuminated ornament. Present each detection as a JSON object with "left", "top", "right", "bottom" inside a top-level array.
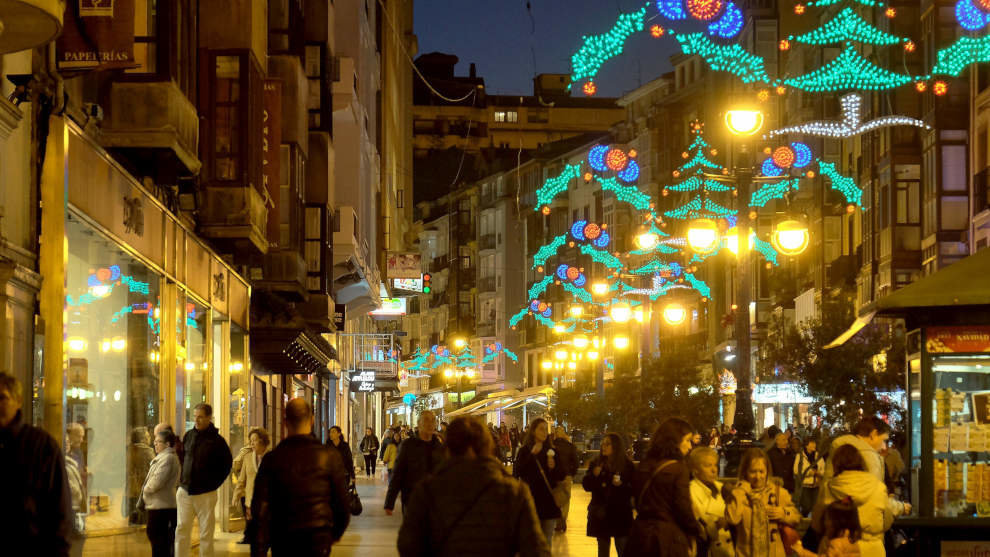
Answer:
[
  {"left": 594, "top": 231, "right": 611, "bottom": 248},
  {"left": 530, "top": 300, "right": 540, "bottom": 311},
  {"left": 791, "top": 142, "right": 813, "bottom": 168},
  {"left": 574, "top": 273, "right": 587, "bottom": 287},
  {"left": 109, "top": 265, "right": 121, "bottom": 281},
  {"left": 657, "top": 0, "right": 688, "bottom": 20},
  {"left": 617, "top": 159, "right": 641, "bottom": 182},
  {"left": 588, "top": 145, "right": 609, "bottom": 171},
  {"left": 556, "top": 264, "right": 569, "bottom": 280},
  {"left": 496, "top": 342, "right": 503, "bottom": 350},
  {"left": 761, "top": 158, "right": 784, "bottom": 177},
  {"left": 956, "top": 0, "right": 990, "bottom": 31},
  {"left": 571, "top": 220, "right": 588, "bottom": 240},
  {"left": 542, "top": 307, "right": 553, "bottom": 318},
  {"left": 708, "top": 1, "right": 743, "bottom": 39}
]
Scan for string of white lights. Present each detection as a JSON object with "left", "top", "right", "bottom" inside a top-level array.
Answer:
[{"left": 768, "top": 93, "right": 930, "bottom": 138}]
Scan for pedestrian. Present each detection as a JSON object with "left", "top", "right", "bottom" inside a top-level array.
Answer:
[
  {"left": 707, "top": 427, "right": 721, "bottom": 450},
  {"left": 583, "top": 432, "right": 636, "bottom": 557},
  {"left": 822, "top": 417, "right": 889, "bottom": 485},
  {"left": 232, "top": 427, "right": 269, "bottom": 545},
  {"left": 0, "top": 372, "right": 74, "bottom": 555},
  {"left": 175, "top": 403, "right": 232, "bottom": 557},
  {"left": 813, "top": 444, "right": 904, "bottom": 557},
  {"left": 726, "top": 448, "right": 800, "bottom": 557},
  {"left": 883, "top": 438, "right": 905, "bottom": 495},
  {"left": 383, "top": 429, "right": 402, "bottom": 481},
  {"left": 767, "top": 433, "right": 797, "bottom": 493},
  {"left": 510, "top": 424, "right": 521, "bottom": 461},
  {"left": 514, "top": 418, "right": 564, "bottom": 551},
  {"left": 499, "top": 423, "right": 511, "bottom": 463},
  {"left": 688, "top": 447, "right": 734, "bottom": 557},
  {"left": 251, "top": 398, "right": 351, "bottom": 556},
  {"left": 128, "top": 427, "right": 156, "bottom": 520},
  {"left": 379, "top": 427, "right": 395, "bottom": 461},
  {"left": 793, "top": 437, "right": 824, "bottom": 516},
  {"left": 397, "top": 416, "right": 550, "bottom": 557},
  {"left": 327, "top": 425, "right": 356, "bottom": 483},
  {"left": 624, "top": 417, "right": 700, "bottom": 557},
  {"left": 155, "top": 423, "right": 184, "bottom": 463},
  {"left": 144, "top": 429, "right": 180, "bottom": 557},
  {"left": 552, "top": 425, "right": 579, "bottom": 532},
  {"left": 231, "top": 433, "right": 254, "bottom": 544},
  {"left": 360, "top": 427, "right": 380, "bottom": 478},
  {"left": 385, "top": 410, "right": 446, "bottom": 516},
  {"left": 761, "top": 425, "right": 782, "bottom": 450},
  {"left": 65, "top": 435, "right": 87, "bottom": 557},
  {"left": 793, "top": 499, "right": 863, "bottom": 557}
]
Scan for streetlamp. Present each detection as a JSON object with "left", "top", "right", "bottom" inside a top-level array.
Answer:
[
  {"left": 686, "top": 218, "right": 720, "bottom": 254},
  {"left": 771, "top": 219, "right": 810, "bottom": 256},
  {"left": 635, "top": 231, "right": 660, "bottom": 250},
  {"left": 663, "top": 303, "right": 688, "bottom": 326},
  {"left": 609, "top": 302, "right": 632, "bottom": 323},
  {"left": 444, "top": 367, "right": 475, "bottom": 408},
  {"left": 591, "top": 281, "right": 609, "bottom": 296}
]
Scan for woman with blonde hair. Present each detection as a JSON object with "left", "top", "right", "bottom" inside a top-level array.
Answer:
[
  {"left": 689, "top": 447, "right": 734, "bottom": 557},
  {"left": 726, "top": 448, "right": 800, "bottom": 557},
  {"left": 232, "top": 427, "right": 270, "bottom": 543}
]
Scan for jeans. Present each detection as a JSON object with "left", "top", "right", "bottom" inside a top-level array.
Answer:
[
  {"left": 363, "top": 453, "right": 376, "bottom": 476},
  {"left": 147, "top": 508, "right": 177, "bottom": 557},
  {"left": 555, "top": 475, "right": 573, "bottom": 528},
  {"left": 175, "top": 487, "right": 217, "bottom": 557},
  {"left": 597, "top": 535, "right": 628, "bottom": 557},
  {"left": 540, "top": 518, "right": 557, "bottom": 552}
]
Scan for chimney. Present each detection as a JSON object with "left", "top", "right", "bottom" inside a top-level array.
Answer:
[{"left": 469, "top": 63, "right": 477, "bottom": 78}]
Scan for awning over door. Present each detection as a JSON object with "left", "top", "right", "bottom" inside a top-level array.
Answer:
[
  {"left": 251, "top": 327, "right": 337, "bottom": 375},
  {"left": 444, "top": 386, "right": 554, "bottom": 419}
]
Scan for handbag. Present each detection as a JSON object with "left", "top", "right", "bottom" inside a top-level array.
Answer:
[
  {"left": 534, "top": 456, "right": 561, "bottom": 512},
  {"left": 348, "top": 483, "right": 363, "bottom": 516}
]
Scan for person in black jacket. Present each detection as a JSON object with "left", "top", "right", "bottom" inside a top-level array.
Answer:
[
  {"left": 766, "top": 433, "right": 796, "bottom": 493},
  {"left": 514, "top": 417, "right": 564, "bottom": 552},
  {"left": 359, "top": 427, "right": 380, "bottom": 477},
  {"left": 625, "top": 417, "right": 701, "bottom": 557},
  {"left": 0, "top": 372, "right": 73, "bottom": 557},
  {"left": 327, "top": 426, "right": 355, "bottom": 482},
  {"left": 552, "top": 426, "right": 579, "bottom": 532},
  {"left": 251, "top": 398, "right": 350, "bottom": 556},
  {"left": 583, "top": 432, "right": 636, "bottom": 557},
  {"left": 385, "top": 410, "right": 445, "bottom": 516},
  {"left": 176, "top": 403, "right": 232, "bottom": 557}
]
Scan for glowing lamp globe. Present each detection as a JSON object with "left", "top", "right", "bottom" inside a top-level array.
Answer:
[
  {"left": 772, "top": 220, "right": 810, "bottom": 256},
  {"left": 724, "top": 227, "right": 754, "bottom": 255},
  {"left": 541, "top": 360, "right": 553, "bottom": 370},
  {"left": 663, "top": 304, "right": 688, "bottom": 325},
  {"left": 634, "top": 308, "right": 646, "bottom": 323},
  {"left": 610, "top": 302, "right": 633, "bottom": 323},
  {"left": 587, "top": 351, "right": 600, "bottom": 361},
  {"left": 573, "top": 335, "right": 590, "bottom": 349},
  {"left": 591, "top": 281, "right": 609, "bottom": 296},
  {"left": 725, "top": 109, "right": 764, "bottom": 136},
  {"left": 444, "top": 368, "right": 454, "bottom": 378},
  {"left": 554, "top": 349, "right": 568, "bottom": 361},
  {"left": 687, "top": 219, "right": 720, "bottom": 254},
  {"left": 453, "top": 338, "right": 466, "bottom": 349},
  {"left": 635, "top": 232, "right": 660, "bottom": 250},
  {"left": 554, "top": 324, "right": 566, "bottom": 334},
  {"left": 613, "top": 335, "right": 630, "bottom": 350},
  {"left": 569, "top": 305, "right": 583, "bottom": 318}
]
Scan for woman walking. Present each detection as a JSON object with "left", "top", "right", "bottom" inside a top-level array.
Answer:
[
  {"left": 232, "top": 427, "right": 269, "bottom": 544},
  {"left": 726, "top": 448, "right": 800, "bottom": 557},
  {"left": 383, "top": 429, "right": 402, "bottom": 482},
  {"left": 793, "top": 437, "right": 824, "bottom": 516},
  {"left": 625, "top": 417, "right": 702, "bottom": 556},
  {"left": 143, "top": 429, "right": 180, "bottom": 557},
  {"left": 582, "top": 432, "right": 636, "bottom": 557},
  {"left": 360, "top": 427, "right": 380, "bottom": 477},
  {"left": 514, "top": 417, "right": 564, "bottom": 551},
  {"left": 327, "top": 425, "right": 356, "bottom": 482}
]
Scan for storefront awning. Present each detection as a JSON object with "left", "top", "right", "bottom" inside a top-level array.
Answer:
[
  {"left": 445, "top": 386, "right": 554, "bottom": 419},
  {"left": 251, "top": 327, "right": 337, "bottom": 375},
  {"left": 826, "top": 249, "right": 990, "bottom": 348}
]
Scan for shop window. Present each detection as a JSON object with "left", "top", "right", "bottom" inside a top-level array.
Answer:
[
  {"left": 183, "top": 297, "right": 208, "bottom": 432},
  {"left": 65, "top": 215, "right": 162, "bottom": 533},
  {"left": 229, "top": 323, "right": 248, "bottom": 455}
]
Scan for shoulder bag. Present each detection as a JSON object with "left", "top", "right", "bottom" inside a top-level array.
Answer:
[
  {"left": 429, "top": 479, "right": 498, "bottom": 552},
  {"left": 533, "top": 456, "right": 563, "bottom": 512},
  {"left": 637, "top": 459, "right": 677, "bottom": 507},
  {"left": 348, "top": 483, "right": 363, "bottom": 516}
]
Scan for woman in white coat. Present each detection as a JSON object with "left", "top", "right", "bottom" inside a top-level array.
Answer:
[
  {"left": 815, "top": 444, "right": 906, "bottom": 557},
  {"left": 144, "top": 429, "right": 180, "bottom": 557},
  {"left": 688, "top": 447, "right": 734, "bottom": 557},
  {"left": 232, "top": 427, "right": 270, "bottom": 543}
]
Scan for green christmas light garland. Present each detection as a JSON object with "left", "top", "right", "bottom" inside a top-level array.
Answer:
[
  {"left": 750, "top": 179, "right": 800, "bottom": 207},
  {"left": 782, "top": 44, "right": 915, "bottom": 92},
  {"left": 532, "top": 235, "right": 567, "bottom": 269},
  {"left": 528, "top": 276, "right": 553, "bottom": 300},
  {"left": 667, "top": 175, "right": 735, "bottom": 192},
  {"left": 579, "top": 244, "right": 624, "bottom": 269},
  {"left": 599, "top": 176, "right": 653, "bottom": 210},
  {"left": 535, "top": 164, "right": 582, "bottom": 209},
  {"left": 818, "top": 159, "right": 863, "bottom": 205},
  {"left": 790, "top": 8, "right": 906, "bottom": 46},
  {"left": 674, "top": 32, "right": 772, "bottom": 85},
  {"left": 570, "top": 4, "right": 648, "bottom": 85},
  {"left": 931, "top": 35, "right": 990, "bottom": 77}
]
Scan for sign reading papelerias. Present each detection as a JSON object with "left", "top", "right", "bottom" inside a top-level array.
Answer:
[{"left": 58, "top": 0, "right": 137, "bottom": 71}]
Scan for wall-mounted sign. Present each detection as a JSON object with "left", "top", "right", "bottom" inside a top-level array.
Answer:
[
  {"left": 263, "top": 79, "right": 282, "bottom": 246},
  {"left": 348, "top": 378, "right": 399, "bottom": 393},
  {"left": 333, "top": 304, "right": 346, "bottom": 329},
  {"left": 58, "top": 0, "right": 137, "bottom": 71},
  {"left": 393, "top": 277, "right": 423, "bottom": 292},
  {"left": 387, "top": 253, "right": 422, "bottom": 279},
  {"left": 927, "top": 326, "right": 990, "bottom": 353},
  {"left": 369, "top": 298, "right": 406, "bottom": 317}
]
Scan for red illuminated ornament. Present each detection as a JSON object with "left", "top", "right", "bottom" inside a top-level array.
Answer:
[
  {"left": 628, "top": 149, "right": 637, "bottom": 158},
  {"left": 583, "top": 223, "right": 602, "bottom": 240},
  {"left": 542, "top": 206, "right": 551, "bottom": 215},
  {"left": 805, "top": 170, "right": 815, "bottom": 178},
  {"left": 672, "top": 170, "right": 681, "bottom": 178},
  {"left": 96, "top": 268, "right": 111, "bottom": 281},
  {"left": 687, "top": 0, "right": 723, "bottom": 21},
  {"left": 885, "top": 7, "right": 896, "bottom": 17},
  {"left": 772, "top": 146, "right": 796, "bottom": 168},
  {"left": 779, "top": 39, "right": 790, "bottom": 51},
  {"left": 583, "top": 81, "right": 597, "bottom": 96},
  {"left": 537, "top": 302, "right": 548, "bottom": 312},
  {"left": 934, "top": 81, "right": 948, "bottom": 96},
  {"left": 915, "top": 81, "right": 927, "bottom": 92},
  {"left": 979, "top": 0, "right": 990, "bottom": 11},
  {"left": 904, "top": 41, "right": 916, "bottom": 52},
  {"left": 794, "top": 3, "right": 806, "bottom": 14},
  {"left": 605, "top": 149, "right": 629, "bottom": 171},
  {"left": 584, "top": 172, "right": 593, "bottom": 182},
  {"left": 776, "top": 85, "right": 787, "bottom": 95},
  {"left": 566, "top": 267, "right": 580, "bottom": 281},
  {"left": 650, "top": 24, "right": 665, "bottom": 38},
  {"left": 757, "top": 89, "right": 770, "bottom": 102}
]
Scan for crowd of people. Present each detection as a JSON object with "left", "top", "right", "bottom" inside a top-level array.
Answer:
[{"left": 1, "top": 367, "right": 914, "bottom": 557}]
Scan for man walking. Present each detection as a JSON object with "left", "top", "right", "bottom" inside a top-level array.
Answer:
[
  {"left": 551, "top": 426, "right": 579, "bottom": 532},
  {"left": 397, "top": 416, "right": 550, "bottom": 557},
  {"left": 385, "top": 410, "right": 445, "bottom": 515},
  {"left": 251, "top": 398, "right": 351, "bottom": 556},
  {"left": 175, "top": 403, "right": 232, "bottom": 557},
  {"left": 0, "top": 372, "right": 73, "bottom": 556}
]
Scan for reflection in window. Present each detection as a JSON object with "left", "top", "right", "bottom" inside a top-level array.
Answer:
[
  {"left": 65, "top": 215, "right": 161, "bottom": 532},
  {"left": 183, "top": 298, "right": 208, "bottom": 432}
]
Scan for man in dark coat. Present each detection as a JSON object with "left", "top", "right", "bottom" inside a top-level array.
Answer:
[
  {"left": 397, "top": 416, "right": 550, "bottom": 557},
  {"left": 385, "top": 410, "right": 446, "bottom": 515},
  {"left": 766, "top": 432, "right": 796, "bottom": 492},
  {"left": 251, "top": 398, "right": 350, "bottom": 556},
  {"left": 0, "top": 372, "right": 73, "bottom": 556},
  {"left": 176, "top": 403, "right": 232, "bottom": 557}
]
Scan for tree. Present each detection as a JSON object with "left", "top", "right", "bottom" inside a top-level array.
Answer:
[
  {"left": 640, "top": 342, "right": 721, "bottom": 433},
  {"left": 758, "top": 288, "right": 905, "bottom": 430}
]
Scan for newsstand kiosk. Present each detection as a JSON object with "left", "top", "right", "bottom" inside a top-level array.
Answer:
[{"left": 844, "top": 248, "right": 990, "bottom": 555}]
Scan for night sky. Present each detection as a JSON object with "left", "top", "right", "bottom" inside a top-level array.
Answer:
[{"left": 413, "top": 0, "right": 681, "bottom": 99}]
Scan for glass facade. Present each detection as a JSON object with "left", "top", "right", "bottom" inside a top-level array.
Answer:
[{"left": 65, "top": 214, "right": 162, "bottom": 531}]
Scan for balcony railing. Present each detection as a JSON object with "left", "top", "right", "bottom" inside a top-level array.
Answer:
[
  {"left": 430, "top": 256, "right": 449, "bottom": 273},
  {"left": 479, "top": 276, "right": 496, "bottom": 292},
  {"left": 480, "top": 233, "right": 496, "bottom": 251}
]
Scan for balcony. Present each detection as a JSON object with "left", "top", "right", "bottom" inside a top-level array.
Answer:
[
  {"left": 479, "top": 276, "right": 496, "bottom": 292},
  {"left": 199, "top": 185, "right": 269, "bottom": 255},
  {"left": 100, "top": 80, "right": 201, "bottom": 175},
  {"left": 476, "top": 323, "right": 495, "bottom": 337},
  {"left": 301, "top": 292, "right": 336, "bottom": 333},
  {"left": 0, "top": 0, "right": 61, "bottom": 54},
  {"left": 480, "top": 233, "right": 496, "bottom": 251},
  {"left": 333, "top": 205, "right": 377, "bottom": 307},
  {"left": 256, "top": 250, "right": 308, "bottom": 301},
  {"left": 332, "top": 57, "right": 355, "bottom": 112},
  {"left": 430, "top": 256, "right": 449, "bottom": 273}
]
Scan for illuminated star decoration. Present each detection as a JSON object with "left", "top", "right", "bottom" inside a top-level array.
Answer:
[{"left": 768, "top": 93, "right": 929, "bottom": 138}]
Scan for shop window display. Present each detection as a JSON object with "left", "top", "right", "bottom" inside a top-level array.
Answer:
[
  {"left": 183, "top": 298, "right": 208, "bottom": 432},
  {"left": 65, "top": 215, "right": 161, "bottom": 532}
]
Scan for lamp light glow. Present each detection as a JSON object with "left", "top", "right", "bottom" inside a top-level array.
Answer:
[
  {"left": 453, "top": 338, "right": 467, "bottom": 349},
  {"left": 541, "top": 360, "right": 553, "bottom": 370},
  {"left": 613, "top": 335, "right": 630, "bottom": 350},
  {"left": 635, "top": 232, "right": 660, "bottom": 250},
  {"left": 725, "top": 109, "right": 764, "bottom": 136},
  {"left": 573, "top": 335, "right": 590, "bottom": 349},
  {"left": 591, "top": 281, "right": 609, "bottom": 296},
  {"left": 687, "top": 219, "right": 720, "bottom": 254},
  {"left": 555, "top": 349, "right": 568, "bottom": 361},
  {"left": 663, "top": 304, "right": 688, "bottom": 325},
  {"left": 587, "top": 351, "right": 600, "bottom": 361},
  {"left": 569, "top": 306, "right": 584, "bottom": 318},
  {"left": 610, "top": 302, "right": 633, "bottom": 323},
  {"left": 67, "top": 337, "right": 87, "bottom": 353},
  {"left": 772, "top": 219, "right": 810, "bottom": 255}
]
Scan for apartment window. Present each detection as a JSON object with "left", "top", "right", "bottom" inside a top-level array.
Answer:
[
  {"left": 506, "top": 111, "right": 519, "bottom": 123},
  {"left": 126, "top": 0, "right": 198, "bottom": 97},
  {"left": 304, "top": 205, "right": 330, "bottom": 293},
  {"left": 268, "top": 0, "right": 304, "bottom": 56},
  {"left": 305, "top": 43, "right": 333, "bottom": 133},
  {"left": 396, "top": 189, "right": 404, "bottom": 208},
  {"left": 528, "top": 109, "right": 549, "bottom": 123},
  {"left": 494, "top": 111, "right": 506, "bottom": 123}
]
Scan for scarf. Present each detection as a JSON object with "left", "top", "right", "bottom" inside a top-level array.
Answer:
[{"left": 748, "top": 484, "right": 774, "bottom": 556}]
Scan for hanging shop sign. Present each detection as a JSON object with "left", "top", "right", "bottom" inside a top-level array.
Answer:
[
  {"left": 263, "top": 79, "right": 282, "bottom": 246},
  {"left": 58, "top": 0, "right": 136, "bottom": 71},
  {"left": 393, "top": 277, "right": 423, "bottom": 292},
  {"left": 387, "top": 253, "right": 422, "bottom": 279},
  {"left": 369, "top": 298, "right": 406, "bottom": 317},
  {"left": 927, "top": 327, "right": 990, "bottom": 353},
  {"left": 348, "top": 370, "right": 399, "bottom": 392},
  {"left": 333, "top": 304, "right": 346, "bottom": 329}
]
